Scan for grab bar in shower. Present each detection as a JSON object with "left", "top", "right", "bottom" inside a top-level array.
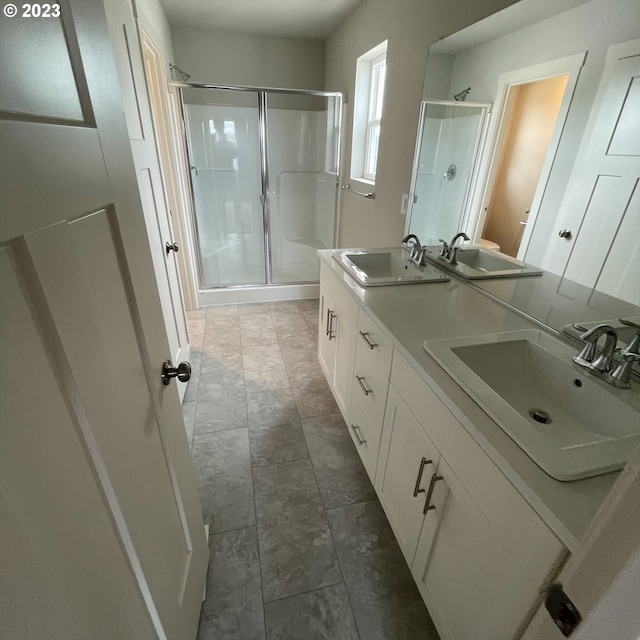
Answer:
[{"left": 341, "top": 184, "right": 376, "bottom": 199}]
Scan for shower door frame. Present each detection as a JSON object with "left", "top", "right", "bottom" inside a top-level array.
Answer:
[
  {"left": 170, "top": 81, "right": 344, "bottom": 294},
  {"left": 405, "top": 99, "right": 491, "bottom": 242}
]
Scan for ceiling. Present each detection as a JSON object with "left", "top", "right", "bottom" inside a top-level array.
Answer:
[{"left": 159, "top": 0, "right": 363, "bottom": 39}]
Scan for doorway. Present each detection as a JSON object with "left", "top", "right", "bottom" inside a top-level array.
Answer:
[
  {"left": 175, "top": 84, "right": 342, "bottom": 297},
  {"left": 481, "top": 75, "right": 568, "bottom": 257}
]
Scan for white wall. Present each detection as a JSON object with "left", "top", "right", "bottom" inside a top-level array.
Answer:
[
  {"left": 171, "top": 28, "right": 325, "bottom": 90},
  {"left": 324, "top": 0, "right": 520, "bottom": 249},
  {"left": 442, "top": 0, "right": 640, "bottom": 264}
]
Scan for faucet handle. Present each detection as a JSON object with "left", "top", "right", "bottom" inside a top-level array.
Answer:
[
  {"left": 438, "top": 239, "right": 449, "bottom": 257},
  {"left": 609, "top": 350, "right": 640, "bottom": 388}
]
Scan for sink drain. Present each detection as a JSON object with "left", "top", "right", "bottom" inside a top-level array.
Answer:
[{"left": 529, "top": 409, "right": 552, "bottom": 425}]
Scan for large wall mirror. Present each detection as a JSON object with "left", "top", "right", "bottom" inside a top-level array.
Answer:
[{"left": 406, "top": 0, "right": 640, "bottom": 334}]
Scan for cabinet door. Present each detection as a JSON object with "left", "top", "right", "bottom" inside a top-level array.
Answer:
[
  {"left": 375, "top": 385, "right": 440, "bottom": 565},
  {"left": 333, "top": 297, "right": 358, "bottom": 417},
  {"left": 412, "top": 457, "right": 561, "bottom": 640},
  {"left": 318, "top": 280, "right": 337, "bottom": 385}
]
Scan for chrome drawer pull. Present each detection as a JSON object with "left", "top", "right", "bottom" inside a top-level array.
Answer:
[
  {"left": 413, "top": 457, "right": 432, "bottom": 497},
  {"left": 355, "top": 375, "right": 372, "bottom": 396},
  {"left": 326, "top": 308, "right": 332, "bottom": 335},
  {"left": 359, "top": 331, "right": 378, "bottom": 349},
  {"left": 423, "top": 473, "right": 443, "bottom": 514},
  {"left": 328, "top": 311, "right": 337, "bottom": 340},
  {"left": 351, "top": 424, "right": 366, "bottom": 446}
]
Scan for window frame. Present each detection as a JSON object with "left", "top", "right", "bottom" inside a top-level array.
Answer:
[{"left": 363, "top": 52, "right": 386, "bottom": 181}]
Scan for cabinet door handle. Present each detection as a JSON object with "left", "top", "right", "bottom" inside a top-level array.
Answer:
[
  {"left": 351, "top": 424, "right": 366, "bottom": 446},
  {"left": 355, "top": 375, "right": 372, "bottom": 395},
  {"left": 413, "top": 457, "right": 432, "bottom": 496},
  {"left": 359, "top": 331, "right": 378, "bottom": 349},
  {"left": 328, "top": 312, "right": 337, "bottom": 340},
  {"left": 423, "top": 473, "right": 444, "bottom": 514},
  {"left": 326, "top": 308, "right": 332, "bottom": 335}
]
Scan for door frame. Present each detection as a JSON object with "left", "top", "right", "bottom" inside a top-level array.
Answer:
[
  {"left": 466, "top": 52, "right": 586, "bottom": 260},
  {"left": 139, "top": 29, "right": 198, "bottom": 312}
]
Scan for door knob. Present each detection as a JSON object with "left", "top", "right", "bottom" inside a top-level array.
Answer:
[
  {"left": 161, "top": 360, "right": 191, "bottom": 385},
  {"left": 558, "top": 229, "right": 572, "bottom": 239},
  {"left": 166, "top": 241, "right": 179, "bottom": 255}
]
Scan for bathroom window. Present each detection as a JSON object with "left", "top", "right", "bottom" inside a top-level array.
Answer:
[{"left": 351, "top": 41, "right": 388, "bottom": 183}]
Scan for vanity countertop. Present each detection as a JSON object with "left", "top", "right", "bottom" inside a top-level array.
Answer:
[{"left": 319, "top": 249, "right": 633, "bottom": 552}]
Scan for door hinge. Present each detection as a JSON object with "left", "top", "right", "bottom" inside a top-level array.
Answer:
[{"left": 545, "top": 583, "right": 582, "bottom": 637}]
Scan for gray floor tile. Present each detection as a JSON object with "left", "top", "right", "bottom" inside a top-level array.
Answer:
[
  {"left": 195, "top": 387, "right": 247, "bottom": 433},
  {"left": 272, "top": 316, "right": 310, "bottom": 340},
  {"left": 327, "top": 501, "right": 439, "bottom": 640},
  {"left": 184, "top": 349, "right": 203, "bottom": 403},
  {"left": 243, "top": 345, "right": 290, "bottom": 393},
  {"left": 193, "top": 428, "right": 255, "bottom": 533},
  {"left": 269, "top": 301, "right": 303, "bottom": 316},
  {"left": 198, "top": 352, "right": 245, "bottom": 396},
  {"left": 291, "top": 377, "right": 339, "bottom": 419},
  {"left": 253, "top": 459, "right": 342, "bottom": 602},
  {"left": 302, "top": 414, "right": 376, "bottom": 509},
  {"left": 297, "top": 299, "right": 319, "bottom": 314},
  {"left": 246, "top": 389, "right": 309, "bottom": 467},
  {"left": 264, "top": 583, "right": 359, "bottom": 640},
  {"left": 239, "top": 303, "right": 273, "bottom": 317},
  {"left": 241, "top": 323, "right": 279, "bottom": 347},
  {"left": 279, "top": 332, "right": 318, "bottom": 363},
  {"left": 182, "top": 400, "right": 197, "bottom": 449},
  {"left": 284, "top": 358, "right": 324, "bottom": 384},
  {"left": 304, "top": 314, "right": 320, "bottom": 336},
  {"left": 198, "top": 527, "right": 265, "bottom": 640}
]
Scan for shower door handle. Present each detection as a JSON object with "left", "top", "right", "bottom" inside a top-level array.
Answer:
[{"left": 190, "top": 165, "right": 198, "bottom": 176}]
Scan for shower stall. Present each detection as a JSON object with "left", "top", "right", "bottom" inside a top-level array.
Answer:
[
  {"left": 172, "top": 83, "right": 342, "bottom": 303},
  {"left": 408, "top": 100, "right": 489, "bottom": 245}
]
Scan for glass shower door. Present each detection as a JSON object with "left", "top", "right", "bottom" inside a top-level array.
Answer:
[
  {"left": 265, "top": 93, "right": 341, "bottom": 284},
  {"left": 183, "top": 88, "right": 266, "bottom": 287}
]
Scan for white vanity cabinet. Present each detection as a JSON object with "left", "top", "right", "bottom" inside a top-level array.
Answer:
[
  {"left": 318, "top": 261, "right": 358, "bottom": 418},
  {"left": 390, "top": 351, "right": 566, "bottom": 640},
  {"left": 317, "top": 259, "right": 569, "bottom": 640}
]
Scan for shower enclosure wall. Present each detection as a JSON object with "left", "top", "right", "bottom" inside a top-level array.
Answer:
[
  {"left": 174, "top": 83, "right": 342, "bottom": 302},
  {"left": 407, "top": 101, "right": 489, "bottom": 245}
]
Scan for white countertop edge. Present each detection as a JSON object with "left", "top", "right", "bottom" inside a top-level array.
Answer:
[{"left": 319, "top": 249, "right": 617, "bottom": 552}]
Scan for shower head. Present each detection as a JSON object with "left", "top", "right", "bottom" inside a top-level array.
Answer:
[
  {"left": 454, "top": 87, "right": 471, "bottom": 102},
  {"left": 169, "top": 63, "right": 191, "bottom": 82}
]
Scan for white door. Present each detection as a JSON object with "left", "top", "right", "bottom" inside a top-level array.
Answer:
[
  {"left": 544, "top": 40, "right": 640, "bottom": 305},
  {"left": 105, "top": 0, "right": 191, "bottom": 401},
  {"left": 0, "top": 2, "right": 208, "bottom": 639}
]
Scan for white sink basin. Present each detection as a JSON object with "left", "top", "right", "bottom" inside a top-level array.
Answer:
[
  {"left": 424, "top": 329, "right": 640, "bottom": 480},
  {"left": 424, "top": 246, "right": 543, "bottom": 279},
  {"left": 334, "top": 248, "right": 449, "bottom": 286}
]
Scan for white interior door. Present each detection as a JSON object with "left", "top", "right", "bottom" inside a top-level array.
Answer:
[
  {"left": 104, "top": 0, "right": 191, "bottom": 401},
  {"left": 543, "top": 40, "right": 640, "bottom": 305},
  {"left": 0, "top": 2, "right": 208, "bottom": 639}
]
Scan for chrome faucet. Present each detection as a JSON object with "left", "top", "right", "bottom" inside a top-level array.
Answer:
[
  {"left": 573, "top": 324, "right": 618, "bottom": 373},
  {"left": 401, "top": 234, "right": 428, "bottom": 265},
  {"left": 609, "top": 324, "right": 640, "bottom": 389},
  {"left": 439, "top": 232, "right": 470, "bottom": 263}
]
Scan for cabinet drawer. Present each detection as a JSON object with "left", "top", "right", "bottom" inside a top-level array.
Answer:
[
  {"left": 348, "top": 387, "right": 382, "bottom": 482},
  {"left": 355, "top": 308, "right": 393, "bottom": 379}
]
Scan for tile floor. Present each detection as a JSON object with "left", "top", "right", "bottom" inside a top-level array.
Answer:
[{"left": 183, "top": 300, "right": 439, "bottom": 640}]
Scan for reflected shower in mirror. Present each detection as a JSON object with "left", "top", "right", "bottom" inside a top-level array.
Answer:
[
  {"left": 409, "top": 101, "right": 488, "bottom": 246},
  {"left": 405, "top": 0, "right": 640, "bottom": 330}
]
